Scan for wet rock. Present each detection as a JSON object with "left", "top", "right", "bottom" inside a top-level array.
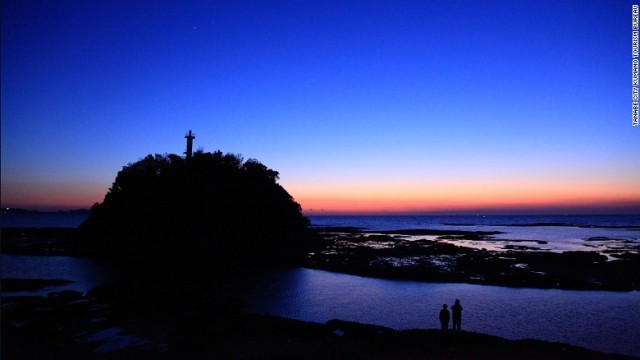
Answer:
[
  {"left": 326, "top": 319, "right": 393, "bottom": 337},
  {"left": 1, "top": 278, "right": 74, "bottom": 292},
  {"left": 307, "top": 232, "right": 640, "bottom": 291},
  {"left": 2, "top": 285, "right": 633, "bottom": 359},
  {"left": 48, "top": 290, "right": 83, "bottom": 302}
]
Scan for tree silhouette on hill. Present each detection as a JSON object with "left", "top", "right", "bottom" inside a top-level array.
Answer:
[{"left": 79, "top": 151, "right": 310, "bottom": 264}]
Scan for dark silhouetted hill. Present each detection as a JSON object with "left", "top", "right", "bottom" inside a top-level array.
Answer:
[{"left": 79, "top": 151, "right": 310, "bottom": 264}]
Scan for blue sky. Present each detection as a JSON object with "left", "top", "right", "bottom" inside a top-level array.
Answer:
[{"left": 2, "top": 0, "right": 639, "bottom": 213}]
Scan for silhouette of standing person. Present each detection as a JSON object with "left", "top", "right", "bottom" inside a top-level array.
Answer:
[
  {"left": 439, "top": 304, "right": 450, "bottom": 330},
  {"left": 451, "top": 299, "right": 463, "bottom": 331}
]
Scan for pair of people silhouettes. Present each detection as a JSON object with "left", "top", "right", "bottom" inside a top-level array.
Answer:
[{"left": 439, "top": 299, "right": 463, "bottom": 330}]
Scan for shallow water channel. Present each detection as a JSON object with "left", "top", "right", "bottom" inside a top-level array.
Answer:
[{"left": 1, "top": 254, "right": 639, "bottom": 357}]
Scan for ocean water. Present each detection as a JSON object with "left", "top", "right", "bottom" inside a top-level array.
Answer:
[
  {"left": 1, "top": 211, "right": 88, "bottom": 228},
  {"left": 1, "top": 255, "right": 639, "bottom": 357},
  {"left": 2, "top": 213, "right": 640, "bottom": 356},
  {"left": 308, "top": 214, "right": 640, "bottom": 230},
  {"left": 308, "top": 215, "right": 640, "bottom": 254}
]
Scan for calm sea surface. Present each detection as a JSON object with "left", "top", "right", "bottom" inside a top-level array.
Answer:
[
  {"left": 1, "top": 211, "right": 88, "bottom": 228},
  {"left": 309, "top": 215, "right": 640, "bottom": 253},
  {"left": 1, "top": 255, "right": 639, "bottom": 357},
  {"left": 3, "top": 212, "right": 639, "bottom": 252},
  {"left": 1, "top": 214, "right": 640, "bottom": 356}
]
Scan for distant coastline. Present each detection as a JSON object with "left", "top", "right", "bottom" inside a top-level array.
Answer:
[
  {"left": 2, "top": 207, "right": 639, "bottom": 222},
  {"left": 302, "top": 206, "right": 640, "bottom": 216},
  {"left": 1, "top": 208, "right": 90, "bottom": 215},
  {"left": 3, "top": 205, "right": 640, "bottom": 217}
]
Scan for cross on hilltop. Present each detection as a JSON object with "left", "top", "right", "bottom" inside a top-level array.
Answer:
[{"left": 185, "top": 130, "right": 195, "bottom": 159}]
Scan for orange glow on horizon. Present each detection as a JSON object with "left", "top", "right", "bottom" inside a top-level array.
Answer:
[
  {"left": 3, "top": 177, "right": 640, "bottom": 215},
  {"left": 286, "top": 179, "right": 640, "bottom": 215},
  {"left": 1, "top": 182, "right": 106, "bottom": 211},
  {"left": 298, "top": 197, "right": 640, "bottom": 215}
]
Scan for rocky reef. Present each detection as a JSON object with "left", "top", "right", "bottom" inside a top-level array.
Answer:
[{"left": 306, "top": 230, "right": 640, "bottom": 291}]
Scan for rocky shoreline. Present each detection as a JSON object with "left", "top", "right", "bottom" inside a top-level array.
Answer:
[
  {"left": 306, "top": 229, "right": 640, "bottom": 291},
  {"left": 2, "top": 227, "right": 640, "bottom": 358},
  {"left": 2, "top": 280, "right": 636, "bottom": 359},
  {"left": 2, "top": 227, "right": 639, "bottom": 291}
]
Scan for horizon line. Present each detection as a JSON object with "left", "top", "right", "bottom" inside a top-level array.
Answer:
[{"left": 3, "top": 206, "right": 638, "bottom": 217}]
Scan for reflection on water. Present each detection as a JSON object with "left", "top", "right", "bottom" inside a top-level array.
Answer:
[
  {"left": 232, "top": 268, "right": 640, "bottom": 357},
  {"left": 1, "top": 255, "right": 639, "bottom": 356},
  {"left": 0, "top": 255, "right": 120, "bottom": 295},
  {"left": 310, "top": 215, "right": 640, "bottom": 255}
]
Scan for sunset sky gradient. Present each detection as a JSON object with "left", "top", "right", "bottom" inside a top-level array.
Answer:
[{"left": 2, "top": 0, "right": 639, "bottom": 214}]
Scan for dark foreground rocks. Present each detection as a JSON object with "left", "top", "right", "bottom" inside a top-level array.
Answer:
[{"left": 2, "top": 284, "right": 636, "bottom": 359}]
